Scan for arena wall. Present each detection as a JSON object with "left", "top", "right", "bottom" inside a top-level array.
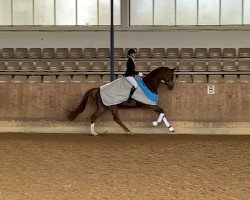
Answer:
[
  {"left": 0, "top": 83, "right": 249, "bottom": 122},
  {"left": 0, "top": 30, "right": 250, "bottom": 49}
]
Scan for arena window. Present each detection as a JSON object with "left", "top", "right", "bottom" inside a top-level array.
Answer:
[
  {"left": 0, "top": 0, "right": 121, "bottom": 26},
  {"left": 0, "top": 0, "right": 249, "bottom": 30},
  {"left": 130, "top": 0, "right": 250, "bottom": 26}
]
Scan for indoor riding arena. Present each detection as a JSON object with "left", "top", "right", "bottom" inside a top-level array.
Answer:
[{"left": 0, "top": 0, "right": 249, "bottom": 200}]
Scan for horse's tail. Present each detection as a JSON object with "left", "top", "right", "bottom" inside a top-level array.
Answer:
[{"left": 67, "top": 88, "right": 98, "bottom": 121}]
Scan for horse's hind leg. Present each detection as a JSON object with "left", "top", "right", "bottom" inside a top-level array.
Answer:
[
  {"left": 108, "top": 106, "right": 133, "bottom": 135},
  {"left": 90, "top": 106, "right": 107, "bottom": 136}
]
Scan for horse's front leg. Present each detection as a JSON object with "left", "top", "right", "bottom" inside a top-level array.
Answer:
[
  {"left": 147, "top": 105, "right": 175, "bottom": 133},
  {"left": 162, "top": 117, "right": 175, "bottom": 132},
  {"left": 109, "top": 106, "right": 133, "bottom": 135},
  {"left": 152, "top": 112, "right": 165, "bottom": 126}
]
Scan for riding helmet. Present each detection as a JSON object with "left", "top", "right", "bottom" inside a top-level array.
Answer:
[{"left": 127, "top": 48, "right": 136, "bottom": 56}]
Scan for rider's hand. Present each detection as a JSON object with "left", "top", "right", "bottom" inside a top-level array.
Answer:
[{"left": 139, "top": 72, "right": 143, "bottom": 76}]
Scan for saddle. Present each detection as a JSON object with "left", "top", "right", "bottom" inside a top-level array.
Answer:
[{"left": 100, "top": 77, "right": 158, "bottom": 106}]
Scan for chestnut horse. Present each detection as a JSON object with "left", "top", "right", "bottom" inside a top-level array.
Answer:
[{"left": 68, "top": 67, "right": 175, "bottom": 135}]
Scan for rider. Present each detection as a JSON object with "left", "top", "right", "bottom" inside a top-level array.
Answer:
[{"left": 125, "top": 48, "right": 143, "bottom": 103}]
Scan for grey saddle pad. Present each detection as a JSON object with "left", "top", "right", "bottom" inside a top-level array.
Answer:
[{"left": 100, "top": 77, "right": 157, "bottom": 106}]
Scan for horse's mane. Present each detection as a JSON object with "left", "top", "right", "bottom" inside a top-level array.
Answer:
[
  {"left": 144, "top": 67, "right": 160, "bottom": 79},
  {"left": 143, "top": 66, "right": 171, "bottom": 82}
]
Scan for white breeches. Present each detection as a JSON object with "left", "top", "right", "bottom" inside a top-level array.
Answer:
[{"left": 125, "top": 76, "right": 138, "bottom": 88}]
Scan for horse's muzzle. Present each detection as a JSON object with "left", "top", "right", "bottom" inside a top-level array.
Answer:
[{"left": 167, "top": 81, "right": 174, "bottom": 90}]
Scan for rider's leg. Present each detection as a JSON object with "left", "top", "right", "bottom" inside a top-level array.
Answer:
[
  {"left": 128, "top": 86, "right": 136, "bottom": 103},
  {"left": 125, "top": 77, "right": 138, "bottom": 103}
]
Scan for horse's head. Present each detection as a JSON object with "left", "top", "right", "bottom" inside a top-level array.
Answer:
[
  {"left": 161, "top": 67, "right": 175, "bottom": 90},
  {"left": 142, "top": 67, "right": 175, "bottom": 94}
]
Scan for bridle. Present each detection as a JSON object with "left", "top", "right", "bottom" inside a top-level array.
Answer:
[{"left": 161, "top": 70, "right": 174, "bottom": 88}]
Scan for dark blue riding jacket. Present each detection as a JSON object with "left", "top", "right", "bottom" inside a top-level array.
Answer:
[{"left": 125, "top": 57, "right": 139, "bottom": 77}]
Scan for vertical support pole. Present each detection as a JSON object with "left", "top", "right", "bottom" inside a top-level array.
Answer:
[{"left": 110, "top": 0, "right": 114, "bottom": 81}]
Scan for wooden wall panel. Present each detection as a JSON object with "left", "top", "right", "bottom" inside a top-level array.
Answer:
[{"left": 0, "top": 83, "right": 249, "bottom": 122}]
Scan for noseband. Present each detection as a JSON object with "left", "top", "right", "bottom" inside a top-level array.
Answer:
[{"left": 161, "top": 71, "right": 174, "bottom": 88}]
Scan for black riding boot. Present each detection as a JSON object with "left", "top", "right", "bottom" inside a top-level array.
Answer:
[{"left": 127, "top": 86, "right": 136, "bottom": 103}]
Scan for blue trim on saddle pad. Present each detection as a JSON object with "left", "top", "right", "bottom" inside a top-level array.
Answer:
[{"left": 136, "top": 78, "right": 159, "bottom": 104}]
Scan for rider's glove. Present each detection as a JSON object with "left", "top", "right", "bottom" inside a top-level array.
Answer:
[{"left": 139, "top": 72, "right": 143, "bottom": 76}]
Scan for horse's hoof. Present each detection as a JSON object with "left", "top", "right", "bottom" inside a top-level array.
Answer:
[
  {"left": 168, "top": 126, "right": 175, "bottom": 132},
  {"left": 127, "top": 131, "right": 133, "bottom": 135},
  {"left": 152, "top": 121, "right": 158, "bottom": 127},
  {"left": 91, "top": 132, "right": 98, "bottom": 136}
]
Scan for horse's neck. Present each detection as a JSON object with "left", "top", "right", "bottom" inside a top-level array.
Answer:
[{"left": 143, "top": 69, "right": 161, "bottom": 94}]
